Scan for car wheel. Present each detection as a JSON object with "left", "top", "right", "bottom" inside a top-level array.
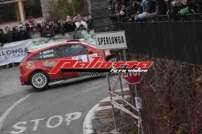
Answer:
[{"left": 30, "top": 72, "right": 49, "bottom": 90}]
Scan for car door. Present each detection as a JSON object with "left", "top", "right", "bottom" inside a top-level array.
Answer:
[
  {"left": 31, "top": 47, "right": 63, "bottom": 81},
  {"left": 59, "top": 43, "right": 91, "bottom": 78}
]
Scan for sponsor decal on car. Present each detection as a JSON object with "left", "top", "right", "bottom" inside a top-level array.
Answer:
[{"left": 49, "top": 57, "right": 153, "bottom": 74}]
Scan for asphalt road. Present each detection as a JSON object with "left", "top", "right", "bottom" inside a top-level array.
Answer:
[{"left": 0, "top": 67, "right": 113, "bottom": 134}]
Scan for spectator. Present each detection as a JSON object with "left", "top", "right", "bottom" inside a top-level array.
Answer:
[
  {"left": 135, "top": 0, "right": 158, "bottom": 21},
  {"left": 0, "top": 28, "right": 5, "bottom": 45},
  {"left": 156, "top": 0, "right": 167, "bottom": 15},
  {"left": 168, "top": 0, "right": 196, "bottom": 19},
  {"left": 4, "top": 26, "right": 13, "bottom": 43},
  {"left": 74, "top": 15, "right": 88, "bottom": 30},
  {"left": 41, "top": 24, "right": 55, "bottom": 38},
  {"left": 64, "top": 16, "right": 76, "bottom": 33},
  {"left": 178, "top": 0, "right": 195, "bottom": 16},
  {"left": 119, "top": 5, "right": 127, "bottom": 22},
  {"left": 58, "top": 20, "right": 65, "bottom": 35},
  {"left": 30, "top": 27, "right": 40, "bottom": 38},
  {"left": 86, "top": 15, "right": 94, "bottom": 30},
  {"left": 0, "top": 15, "right": 92, "bottom": 44},
  {"left": 109, "top": 0, "right": 201, "bottom": 22},
  {"left": 19, "top": 25, "right": 30, "bottom": 40},
  {"left": 12, "top": 27, "right": 19, "bottom": 42}
]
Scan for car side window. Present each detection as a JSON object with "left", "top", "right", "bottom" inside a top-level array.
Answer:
[
  {"left": 31, "top": 54, "right": 41, "bottom": 61},
  {"left": 71, "top": 44, "right": 88, "bottom": 55},
  {"left": 40, "top": 48, "right": 57, "bottom": 59},
  {"left": 31, "top": 48, "right": 58, "bottom": 60},
  {"left": 57, "top": 44, "right": 88, "bottom": 57}
]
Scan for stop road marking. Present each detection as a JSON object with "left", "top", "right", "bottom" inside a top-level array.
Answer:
[
  {"left": 46, "top": 115, "right": 63, "bottom": 129},
  {"left": 10, "top": 112, "right": 82, "bottom": 134}
]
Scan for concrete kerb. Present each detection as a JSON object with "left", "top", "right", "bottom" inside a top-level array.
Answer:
[{"left": 83, "top": 88, "right": 130, "bottom": 134}]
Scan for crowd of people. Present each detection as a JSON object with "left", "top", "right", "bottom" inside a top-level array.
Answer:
[
  {"left": 1, "top": 0, "right": 202, "bottom": 45},
  {"left": 0, "top": 15, "right": 93, "bottom": 45},
  {"left": 109, "top": 0, "right": 202, "bottom": 22}
]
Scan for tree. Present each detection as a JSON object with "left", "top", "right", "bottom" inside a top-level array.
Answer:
[{"left": 47, "top": 0, "right": 82, "bottom": 20}]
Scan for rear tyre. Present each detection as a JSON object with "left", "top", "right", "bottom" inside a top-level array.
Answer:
[{"left": 30, "top": 72, "right": 49, "bottom": 90}]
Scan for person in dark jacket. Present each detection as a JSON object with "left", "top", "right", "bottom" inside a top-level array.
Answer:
[
  {"left": 135, "top": 0, "right": 158, "bottom": 21},
  {"left": 41, "top": 25, "right": 55, "bottom": 38},
  {"left": 0, "top": 29, "right": 5, "bottom": 46},
  {"left": 12, "top": 27, "right": 19, "bottom": 42},
  {"left": 4, "top": 26, "right": 13, "bottom": 43}
]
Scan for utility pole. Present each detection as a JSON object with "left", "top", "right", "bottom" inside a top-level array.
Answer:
[
  {"left": 17, "top": 0, "right": 25, "bottom": 23},
  {"left": 0, "top": 0, "right": 25, "bottom": 23}
]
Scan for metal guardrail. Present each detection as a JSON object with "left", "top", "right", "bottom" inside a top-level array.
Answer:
[
  {"left": 93, "top": 13, "right": 202, "bottom": 23},
  {"left": 92, "top": 13, "right": 202, "bottom": 32}
]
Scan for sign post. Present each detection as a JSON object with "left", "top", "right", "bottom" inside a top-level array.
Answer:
[
  {"left": 95, "top": 30, "right": 127, "bottom": 99},
  {"left": 106, "top": 73, "right": 118, "bottom": 133},
  {"left": 95, "top": 31, "right": 128, "bottom": 133},
  {"left": 123, "top": 73, "right": 144, "bottom": 134}
]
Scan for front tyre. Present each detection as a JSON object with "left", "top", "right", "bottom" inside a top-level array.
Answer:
[{"left": 30, "top": 72, "right": 49, "bottom": 90}]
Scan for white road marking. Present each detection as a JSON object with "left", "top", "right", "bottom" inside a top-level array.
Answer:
[
  {"left": 83, "top": 88, "right": 130, "bottom": 134},
  {"left": 83, "top": 104, "right": 99, "bottom": 134},
  {"left": 0, "top": 94, "right": 32, "bottom": 130},
  {"left": 10, "top": 112, "right": 82, "bottom": 133},
  {"left": 10, "top": 121, "right": 27, "bottom": 134},
  {"left": 46, "top": 115, "right": 64, "bottom": 128},
  {"left": 65, "top": 112, "right": 82, "bottom": 126},
  {"left": 30, "top": 118, "right": 45, "bottom": 131}
]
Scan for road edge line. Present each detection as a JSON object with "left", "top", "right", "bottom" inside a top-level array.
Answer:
[
  {"left": 83, "top": 87, "right": 129, "bottom": 134},
  {"left": 83, "top": 103, "right": 99, "bottom": 134},
  {"left": 0, "top": 93, "right": 32, "bottom": 130}
]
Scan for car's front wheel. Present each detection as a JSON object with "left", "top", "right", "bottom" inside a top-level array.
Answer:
[{"left": 30, "top": 71, "right": 49, "bottom": 90}]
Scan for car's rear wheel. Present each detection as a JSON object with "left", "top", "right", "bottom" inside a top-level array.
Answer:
[{"left": 30, "top": 72, "right": 49, "bottom": 90}]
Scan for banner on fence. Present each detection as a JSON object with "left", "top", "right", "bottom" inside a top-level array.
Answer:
[
  {"left": 0, "top": 38, "right": 65, "bottom": 66},
  {"left": 0, "top": 40, "right": 31, "bottom": 66},
  {"left": 0, "top": 32, "right": 98, "bottom": 66}
]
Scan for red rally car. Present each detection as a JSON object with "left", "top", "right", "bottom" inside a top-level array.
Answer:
[{"left": 19, "top": 39, "right": 114, "bottom": 90}]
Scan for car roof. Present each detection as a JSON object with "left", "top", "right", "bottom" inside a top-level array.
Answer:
[{"left": 28, "top": 39, "right": 96, "bottom": 54}]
